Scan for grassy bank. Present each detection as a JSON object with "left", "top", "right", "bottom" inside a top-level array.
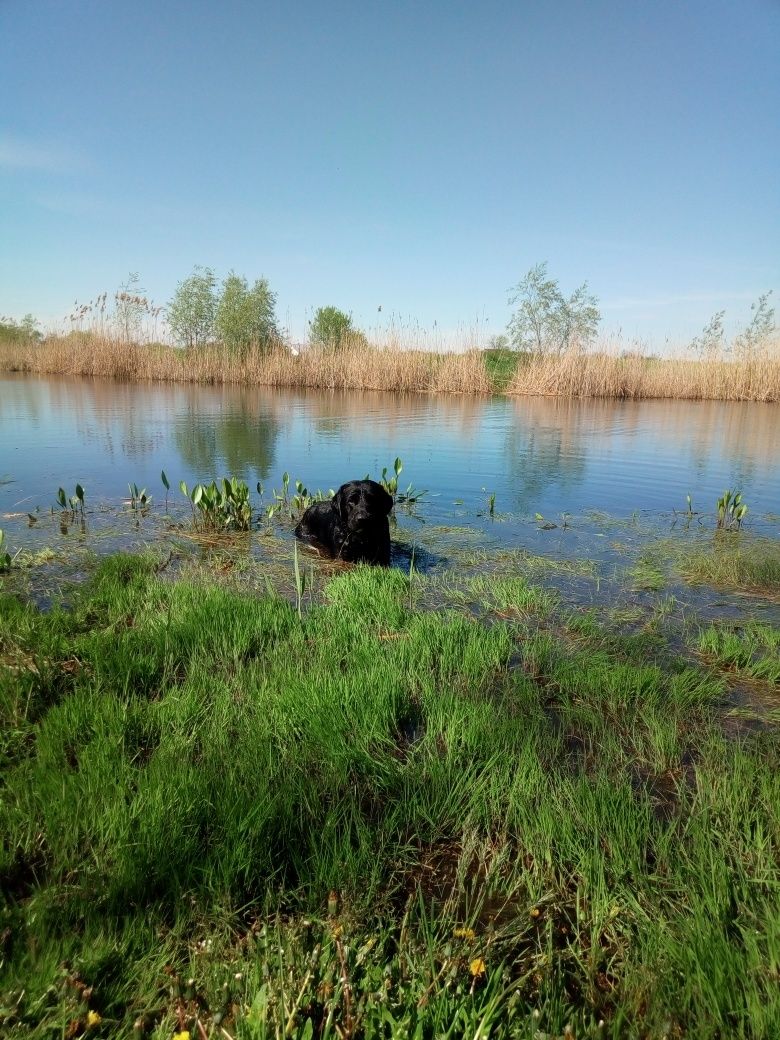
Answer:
[
  {"left": 2, "top": 554, "right": 780, "bottom": 1037},
  {"left": 3, "top": 332, "right": 780, "bottom": 400}
]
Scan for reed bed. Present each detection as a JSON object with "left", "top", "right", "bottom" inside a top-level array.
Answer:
[
  {"left": 506, "top": 342, "right": 780, "bottom": 401},
  {"left": 0, "top": 331, "right": 491, "bottom": 394},
  {"left": 3, "top": 329, "right": 780, "bottom": 400}
]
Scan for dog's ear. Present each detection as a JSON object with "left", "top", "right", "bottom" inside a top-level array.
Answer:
[{"left": 333, "top": 485, "right": 350, "bottom": 523}]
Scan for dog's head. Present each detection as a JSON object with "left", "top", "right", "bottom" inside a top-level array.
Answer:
[{"left": 333, "top": 479, "right": 393, "bottom": 531}]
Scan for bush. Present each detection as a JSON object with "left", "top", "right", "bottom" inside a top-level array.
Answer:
[{"left": 309, "top": 306, "right": 361, "bottom": 350}]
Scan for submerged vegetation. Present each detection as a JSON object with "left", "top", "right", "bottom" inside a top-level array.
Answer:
[{"left": 1, "top": 552, "right": 779, "bottom": 1037}]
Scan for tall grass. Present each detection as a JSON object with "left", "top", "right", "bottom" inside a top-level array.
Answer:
[
  {"left": 506, "top": 338, "right": 780, "bottom": 401},
  {"left": 3, "top": 328, "right": 780, "bottom": 399},
  {"left": 0, "top": 330, "right": 491, "bottom": 394},
  {"left": 2, "top": 555, "right": 780, "bottom": 1035}
]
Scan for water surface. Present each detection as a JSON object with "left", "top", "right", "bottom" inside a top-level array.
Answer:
[{"left": 3, "top": 374, "right": 779, "bottom": 529}]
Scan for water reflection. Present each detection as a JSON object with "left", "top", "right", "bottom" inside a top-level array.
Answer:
[
  {"left": 173, "top": 409, "right": 278, "bottom": 480},
  {"left": 1, "top": 376, "right": 778, "bottom": 532}
]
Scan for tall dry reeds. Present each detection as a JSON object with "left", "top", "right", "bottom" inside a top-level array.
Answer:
[
  {"left": 0, "top": 331, "right": 492, "bottom": 395},
  {"left": 506, "top": 340, "right": 780, "bottom": 402},
  {"left": 3, "top": 329, "right": 779, "bottom": 401}
]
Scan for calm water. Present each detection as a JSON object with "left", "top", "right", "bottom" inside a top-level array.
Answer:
[{"left": 2, "top": 374, "right": 779, "bottom": 539}]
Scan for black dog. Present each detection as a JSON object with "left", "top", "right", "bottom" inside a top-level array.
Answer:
[{"left": 294, "top": 479, "right": 393, "bottom": 565}]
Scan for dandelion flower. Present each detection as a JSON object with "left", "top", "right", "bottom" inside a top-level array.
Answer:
[
  {"left": 86, "top": 1010, "right": 102, "bottom": 1027},
  {"left": 173, "top": 1031, "right": 191, "bottom": 1040},
  {"left": 453, "top": 927, "right": 476, "bottom": 940},
  {"left": 469, "top": 957, "right": 486, "bottom": 977}
]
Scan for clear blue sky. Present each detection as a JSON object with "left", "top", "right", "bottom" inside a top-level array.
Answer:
[{"left": 1, "top": 0, "right": 778, "bottom": 347}]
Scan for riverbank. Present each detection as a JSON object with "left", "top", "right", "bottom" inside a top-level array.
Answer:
[
  {"left": 2, "top": 552, "right": 779, "bottom": 1037},
  {"left": 3, "top": 333, "right": 780, "bottom": 400}
]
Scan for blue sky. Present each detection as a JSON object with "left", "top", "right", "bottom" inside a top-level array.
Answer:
[{"left": 1, "top": 0, "right": 778, "bottom": 347}]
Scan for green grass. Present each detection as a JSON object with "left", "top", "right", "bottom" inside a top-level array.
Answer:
[
  {"left": 675, "top": 537, "right": 780, "bottom": 596},
  {"left": 696, "top": 621, "right": 780, "bottom": 685},
  {"left": 482, "top": 348, "right": 520, "bottom": 392},
  {"left": 2, "top": 554, "right": 780, "bottom": 1037}
]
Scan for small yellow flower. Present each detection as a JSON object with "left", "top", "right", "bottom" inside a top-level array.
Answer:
[
  {"left": 469, "top": 957, "right": 486, "bottom": 977},
  {"left": 331, "top": 923, "right": 343, "bottom": 938},
  {"left": 86, "top": 1010, "right": 102, "bottom": 1028},
  {"left": 530, "top": 907, "right": 541, "bottom": 918},
  {"left": 173, "top": 1032, "right": 191, "bottom": 1040},
  {"left": 453, "top": 927, "right": 476, "bottom": 941}
]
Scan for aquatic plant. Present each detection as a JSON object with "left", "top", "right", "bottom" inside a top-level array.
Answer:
[
  {"left": 374, "top": 457, "right": 428, "bottom": 507},
  {"left": 0, "top": 528, "right": 10, "bottom": 569},
  {"left": 262, "top": 473, "right": 332, "bottom": 523},
  {"left": 161, "top": 469, "right": 170, "bottom": 512},
  {"left": 716, "top": 488, "right": 748, "bottom": 531},
  {"left": 55, "top": 483, "right": 85, "bottom": 519},
  {"left": 127, "top": 482, "right": 152, "bottom": 511},
  {"left": 180, "top": 476, "right": 252, "bottom": 531},
  {"left": 379, "top": 456, "right": 403, "bottom": 496}
]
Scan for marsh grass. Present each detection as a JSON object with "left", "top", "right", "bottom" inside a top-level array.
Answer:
[
  {"left": 674, "top": 537, "right": 780, "bottom": 597},
  {"left": 506, "top": 340, "right": 780, "bottom": 401},
  {"left": 2, "top": 554, "right": 780, "bottom": 1035},
  {"left": 3, "top": 329, "right": 780, "bottom": 399},
  {"left": 697, "top": 622, "right": 780, "bottom": 685},
  {"left": 0, "top": 331, "right": 491, "bottom": 395}
]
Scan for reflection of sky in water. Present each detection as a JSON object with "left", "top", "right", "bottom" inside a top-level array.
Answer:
[{"left": 2, "top": 375, "right": 779, "bottom": 534}]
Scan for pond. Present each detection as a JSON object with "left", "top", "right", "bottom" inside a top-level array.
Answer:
[
  {"left": 1, "top": 373, "right": 779, "bottom": 602},
  {"left": 3, "top": 373, "right": 779, "bottom": 520},
  {"left": 3, "top": 372, "right": 780, "bottom": 728}
]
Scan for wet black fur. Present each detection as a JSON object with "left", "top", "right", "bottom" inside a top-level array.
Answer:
[{"left": 294, "top": 479, "right": 393, "bottom": 565}]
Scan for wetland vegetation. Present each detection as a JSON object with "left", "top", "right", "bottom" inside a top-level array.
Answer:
[
  {"left": 2, "top": 269, "right": 778, "bottom": 400},
  {"left": 1, "top": 350, "right": 779, "bottom": 1035},
  {"left": 1, "top": 491, "right": 779, "bottom": 1037}
]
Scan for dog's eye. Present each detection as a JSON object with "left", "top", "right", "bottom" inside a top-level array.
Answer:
[{"left": 349, "top": 493, "right": 361, "bottom": 504}]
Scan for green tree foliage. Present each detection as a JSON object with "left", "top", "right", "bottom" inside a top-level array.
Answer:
[
  {"left": 507, "top": 262, "right": 600, "bottom": 354},
  {"left": 309, "top": 306, "right": 359, "bottom": 349},
  {"left": 167, "top": 266, "right": 218, "bottom": 348},
  {"left": 0, "top": 313, "right": 42, "bottom": 344},
  {"left": 690, "top": 310, "right": 726, "bottom": 358},
  {"left": 214, "top": 273, "right": 279, "bottom": 354}
]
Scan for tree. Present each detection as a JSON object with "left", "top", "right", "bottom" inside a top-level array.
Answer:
[
  {"left": 215, "top": 273, "right": 279, "bottom": 354},
  {"left": 507, "top": 262, "right": 600, "bottom": 354},
  {"left": 167, "top": 266, "right": 218, "bottom": 348},
  {"left": 0, "top": 314, "right": 42, "bottom": 343},
  {"left": 689, "top": 310, "right": 726, "bottom": 358},
  {"left": 487, "top": 334, "right": 510, "bottom": 351},
  {"left": 309, "top": 306, "right": 357, "bottom": 349}
]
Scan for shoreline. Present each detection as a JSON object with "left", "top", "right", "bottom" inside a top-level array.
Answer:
[{"left": 2, "top": 335, "right": 780, "bottom": 402}]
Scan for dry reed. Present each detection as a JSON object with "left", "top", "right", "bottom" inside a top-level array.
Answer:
[
  {"left": 0, "top": 331, "right": 491, "bottom": 395},
  {"left": 506, "top": 342, "right": 780, "bottom": 402},
  {"left": 3, "top": 330, "right": 780, "bottom": 401}
]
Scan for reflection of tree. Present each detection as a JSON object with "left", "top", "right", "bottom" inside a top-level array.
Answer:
[
  {"left": 173, "top": 410, "right": 278, "bottom": 481},
  {"left": 504, "top": 399, "right": 587, "bottom": 507}
]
